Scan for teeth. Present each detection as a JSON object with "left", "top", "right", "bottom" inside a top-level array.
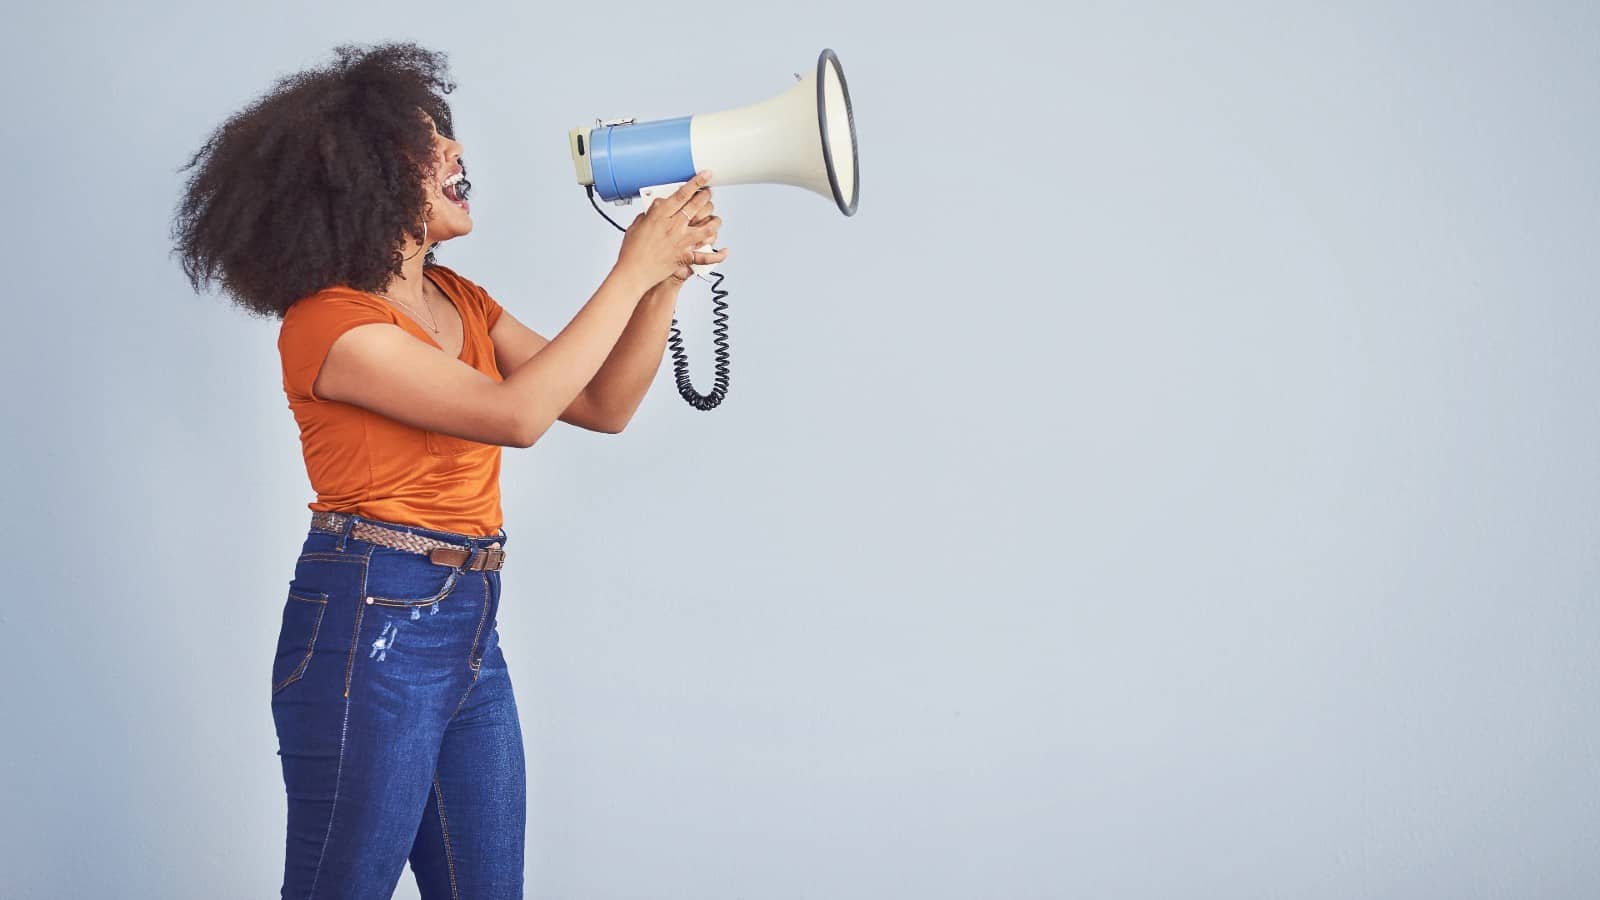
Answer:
[{"left": 443, "top": 172, "right": 463, "bottom": 186}]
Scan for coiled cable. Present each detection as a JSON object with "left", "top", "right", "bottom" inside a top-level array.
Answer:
[{"left": 587, "top": 184, "right": 731, "bottom": 410}]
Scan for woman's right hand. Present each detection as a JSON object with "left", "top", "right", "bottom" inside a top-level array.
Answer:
[{"left": 613, "top": 170, "right": 729, "bottom": 288}]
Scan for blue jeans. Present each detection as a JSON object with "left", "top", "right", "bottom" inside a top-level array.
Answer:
[{"left": 271, "top": 512, "right": 525, "bottom": 899}]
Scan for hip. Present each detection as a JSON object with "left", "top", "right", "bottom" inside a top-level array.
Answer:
[{"left": 270, "top": 510, "right": 510, "bottom": 700}]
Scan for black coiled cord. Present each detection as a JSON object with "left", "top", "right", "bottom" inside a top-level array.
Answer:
[
  {"left": 665, "top": 269, "right": 730, "bottom": 410},
  {"left": 588, "top": 184, "right": 731, "bottom": 411}
]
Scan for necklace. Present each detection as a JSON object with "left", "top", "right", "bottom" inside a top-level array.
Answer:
[{"left": 375, "top": 287, "right": 440, "bottom": 333}]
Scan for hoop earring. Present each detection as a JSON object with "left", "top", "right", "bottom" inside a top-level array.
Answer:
[{"left": 403, "top": 220, "right": 429, "bottom": 261}]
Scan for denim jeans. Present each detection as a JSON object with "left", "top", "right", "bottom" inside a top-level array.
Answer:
[{"left": 271, "top": 512, "right": 525, "bottom": 899}]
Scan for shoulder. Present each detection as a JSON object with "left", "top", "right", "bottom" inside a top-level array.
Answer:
[
  {"left": 277, "top": 287, "right": 402, "bottom": 401},
  {"left": 279, "top": 287, "right": 397, "bottom": 348},
  {"left": 282, "top": 286, "right": 393, "bottom": 321}
]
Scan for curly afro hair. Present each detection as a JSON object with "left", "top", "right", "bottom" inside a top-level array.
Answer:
[{"left": 173, "top": 42, "right": 466, "bottom": 319}]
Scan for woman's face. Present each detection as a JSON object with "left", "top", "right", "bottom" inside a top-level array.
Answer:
[{"left": 419, "top": 112, "right": 472, "bottom": 244}]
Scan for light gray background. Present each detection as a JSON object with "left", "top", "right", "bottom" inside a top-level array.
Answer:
[{"left": 2, "top": 1, "right": 1596, "bottom": 898}]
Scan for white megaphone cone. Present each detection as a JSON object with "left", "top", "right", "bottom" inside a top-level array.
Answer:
[{"left": 686, "top": 48, "right": 859, "bottom": 215}]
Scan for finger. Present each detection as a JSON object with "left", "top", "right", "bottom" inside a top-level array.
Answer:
[
  {"left": 686, "top": 246, "right": 730, "bottom": 265},
  {"left": 674, "top": 192, "right": 712, "bottom": 226},
  {"left": 668, "top": 170, "right": 713, "bottom": 216},
  {"left": 689, "top": 215, "right": 722, "bottom": 243},
  {"left": 668, "top": 196, "right": 707, "bottom": 230},
  {"left": 688, "top": 201, "right": 715, "bottom": 227}
]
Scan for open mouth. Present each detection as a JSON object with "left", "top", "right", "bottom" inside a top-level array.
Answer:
[{"left": 441, "top": 164, "right": 472, "bottom": 211}]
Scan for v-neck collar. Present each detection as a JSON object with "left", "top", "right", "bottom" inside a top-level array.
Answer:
[{"left": 398, "top": 269, "right": 467, "bottom": 362}]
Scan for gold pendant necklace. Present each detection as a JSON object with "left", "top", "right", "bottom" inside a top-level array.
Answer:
[{"left": 375, "top": 288, "right": 441, "bottom": 333}]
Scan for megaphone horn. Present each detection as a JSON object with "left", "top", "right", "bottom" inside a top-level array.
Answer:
[{"left": 570, "top": 48, "right": 860, "bottom": 216}]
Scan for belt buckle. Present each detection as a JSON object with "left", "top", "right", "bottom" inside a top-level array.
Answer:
[{"left": 464, "top": 546, "right": 505, "bottom": 571}]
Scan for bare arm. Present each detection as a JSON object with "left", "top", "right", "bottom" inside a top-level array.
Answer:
[
  {"left": 312, "top": 264, "right": 655, "bottom": 448},
  {"left": 486, "top": 279, "right": 684, "bottom": 434},
  {"left": 484, "top": 300, "right": 626, "bottom": 435},
  {"left": 579, "top": 281, "right": 682, "bottom": 431}
]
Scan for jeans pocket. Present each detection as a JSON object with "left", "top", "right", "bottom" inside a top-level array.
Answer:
[
  {"left": 271, "top": 589, "right": 329, "bottom": 694},
  {"left": 364, "top": 549, "right": 461, "bottom": 607}
]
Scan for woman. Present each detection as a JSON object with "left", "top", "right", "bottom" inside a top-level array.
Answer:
[{"left": 172, "top": 42, "right": 725, "bottom": 899}]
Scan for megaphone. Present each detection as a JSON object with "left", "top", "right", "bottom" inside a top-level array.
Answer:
[
  {"left": 569, "top": 48, "right": 860, "bottom": 411},
  {"left": 570, "top": 47, "right": 859, "bottom": 220}
]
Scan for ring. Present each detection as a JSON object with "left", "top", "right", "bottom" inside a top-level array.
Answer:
[{"left": 676, "top": 209, "right": 690, "bottom": 220}]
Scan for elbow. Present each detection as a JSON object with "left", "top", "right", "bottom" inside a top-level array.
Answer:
[
  {"left": 597, "top": 411, "right": 632, "bottom": 435},
  {"left": 584, "top": 400, "right": 629, "bottom": 435},
  {"left": 506, "top": 412, "right": 545, "bottom": 449}
]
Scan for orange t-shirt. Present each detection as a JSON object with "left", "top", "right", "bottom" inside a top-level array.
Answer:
[{"left": 278, "top": 264, "right": 507, "bottom": 537}]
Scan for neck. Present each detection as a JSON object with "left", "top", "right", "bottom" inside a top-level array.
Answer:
[{"left": 382, "top": 238, "right": 431, "bottom": 302}]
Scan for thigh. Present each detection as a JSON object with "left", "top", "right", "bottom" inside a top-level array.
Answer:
[
  {"left": 271, "top": 543, "right": 488, "bottom": 898},
  {"left": 409, "top": 628, "right": 527, "bottom": 900}
]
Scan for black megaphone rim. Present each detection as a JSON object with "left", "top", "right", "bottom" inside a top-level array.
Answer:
[{"left": 816, "top": 48, "right": 860, "bottom": 217}]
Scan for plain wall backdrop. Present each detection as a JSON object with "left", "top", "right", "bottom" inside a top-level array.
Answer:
[{"left": 2, "top": 1, "right": 1597, "bottom": 898}]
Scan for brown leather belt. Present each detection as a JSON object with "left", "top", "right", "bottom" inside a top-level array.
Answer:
[{"left": 309, "top": 511, "right": 506, "bottom": 571}]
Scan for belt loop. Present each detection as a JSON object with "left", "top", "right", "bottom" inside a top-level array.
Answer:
[{"left": 335, "top": 512, "right": 357, "bottom": 552}]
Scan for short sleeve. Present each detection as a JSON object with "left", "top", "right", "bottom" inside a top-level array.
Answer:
[
  {"left": 479, "top": 283, "right": 505, "bottom": 331},
  {"left": 279, "top": 291, "right": 397, "bottom": 402}
]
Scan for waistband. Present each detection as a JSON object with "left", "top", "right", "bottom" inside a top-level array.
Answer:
[{"left": 308, "top": 510, "right": 509, "bottom": 570}]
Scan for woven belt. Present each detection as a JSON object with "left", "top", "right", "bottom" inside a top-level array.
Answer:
[{"left": 309, "top": 511, "right": 506, "bottom": 571}]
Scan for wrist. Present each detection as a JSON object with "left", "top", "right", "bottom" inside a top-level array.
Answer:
[
  {"left": 648, "top": 278, "right": 685, "bottom": 299},
  {"left": 606, "top": 263, "right": 657, "bottom": 298}
]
